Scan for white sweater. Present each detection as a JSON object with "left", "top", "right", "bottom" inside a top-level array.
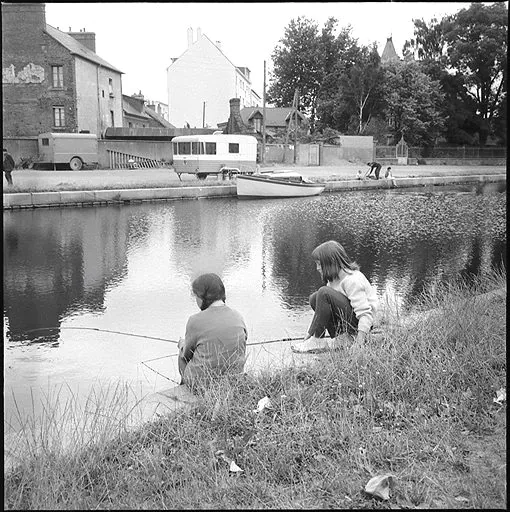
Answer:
[{"left": 328, "top": 269, "right": 379, "bottom": 334}]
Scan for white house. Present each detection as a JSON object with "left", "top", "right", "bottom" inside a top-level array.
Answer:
[{"left": 167, "top": 27, "right": 261, "bottom": 129}]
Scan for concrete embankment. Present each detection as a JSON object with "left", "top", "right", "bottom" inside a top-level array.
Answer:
[{"left": 3, "top": 174, "right": 506, "bottom": 209}]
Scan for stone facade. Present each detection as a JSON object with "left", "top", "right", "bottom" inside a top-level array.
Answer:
[{"left": 2, "top": 2, "right": 122, "bottom": 137}]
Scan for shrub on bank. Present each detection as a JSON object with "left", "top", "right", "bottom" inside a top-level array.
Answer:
[{"left": 4, "top": 269, "right": 506, "bottom": 509}]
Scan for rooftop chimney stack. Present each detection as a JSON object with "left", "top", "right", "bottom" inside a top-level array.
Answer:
[
  {"left": 216, "top": 40, "right": 222, "bottom": 50},
  {"left": 197, "top": 27, "right": 202, "bottom": 40},
  {"left": 187, "top": 27, "right": 193, "bottom": 48},
  {"left": 68, "top": 29, "right": 96, "bottom": 52}
]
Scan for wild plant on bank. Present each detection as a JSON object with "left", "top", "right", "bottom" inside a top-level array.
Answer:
[{"left": 4, "top": 269, "right": 506, "bottom": 509}]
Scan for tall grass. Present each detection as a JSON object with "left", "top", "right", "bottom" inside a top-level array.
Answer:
[{"left": 4, "top": 269, "right": 506, "bottom": 509}]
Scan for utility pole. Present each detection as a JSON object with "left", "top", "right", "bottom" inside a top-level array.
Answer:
[
  {"left": 294, "top": 87, "right": 299, "bottom": 164},
  {"left": 202, "top": 101, "right": 206, "bottom": 128},
  {"left": 284, "top": 87, "right": 299, "bottom": 163},
  {"left": 262, "top": 60, "right": 266, "bottom": 164}
]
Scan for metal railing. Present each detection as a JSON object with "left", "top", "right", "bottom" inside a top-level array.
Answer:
[{"left": 376, "top": 145, "right": 506, "bottom": 160}]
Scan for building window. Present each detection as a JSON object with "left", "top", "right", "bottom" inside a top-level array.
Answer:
[
  {"left": 205, "top": 142, "right": 216, "bottom": 155},
  {"left": 53, "top": 106, "right": 65, "bottom": 127},
  {"left": 42, "top": 138, "right": 49, "bottom": 146},
  {"left": 228, "top": 143, "right": 239, "bottom": 154},
  {"left": 173, "top": 142, "right": 178, "bottom": 154},
  {"left": 110, "top": 110, "right": 114, "bottom": 126},
  {"left": 253, "top": 118, "right": 262, "bottom": 132},
  {"left": 108, "top": 78, "right": 114, "bottom": 97},
  {"left": 102, "top": 90, "right": 105, "bottom": 98},
  {"left": 192, "top": 142, "right": 204, "bottom": 155},
  {"left": 52, "top": 66, "right": 63, "bottom": 87}
]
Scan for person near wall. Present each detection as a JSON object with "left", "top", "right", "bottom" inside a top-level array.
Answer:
[
  {"left": 291, "top": 240, "right": 379, "bottom": 354},
  {"left": 384, "top": 166, "right": 398, "bottom": 187},
  {"left": 3, "top": 148, "right": 15, "bottom": 186},
  {"left": 366, "top": 161, "right": 382, "bottom": 180},
  {"left": 178, "top": 273, "right": 248, "bottom": 392}
]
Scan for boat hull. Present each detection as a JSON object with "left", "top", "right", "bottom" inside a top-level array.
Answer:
[{"left": 236, "top": 175, "right": 325, "bottom": 198}]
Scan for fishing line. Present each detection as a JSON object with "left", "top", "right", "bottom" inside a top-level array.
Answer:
[{"left": 17, "top": 326, "right": 179, "bottom": 344}]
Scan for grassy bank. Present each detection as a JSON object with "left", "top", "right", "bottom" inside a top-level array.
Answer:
[{"left": 4, "top": 269, "right": 506, "bottom": 509}]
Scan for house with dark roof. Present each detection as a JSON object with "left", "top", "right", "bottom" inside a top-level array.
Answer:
[
  {"left": 217, "top": 104, "right": 308, "bottom": 141},
  {"left": 123, "top": 92, "right": 175, "bottom": 129},
  {"left": 2, "top": 2, "right": 123, "bottom": 137}
]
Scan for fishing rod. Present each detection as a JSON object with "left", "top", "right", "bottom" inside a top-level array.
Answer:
[
  {"left": 12, "top": 326, "right": 313, "bottom": 347},
  {"left": 14, "top": 326, "right": 179, "bottom": 344}
]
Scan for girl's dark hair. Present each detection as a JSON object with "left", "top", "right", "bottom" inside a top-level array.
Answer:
[
  {"left": 311, "top": 240, "right": 359, "bottom": 284},
  {"left": 191, "top": 273, "right": 226, "bottom": 310}
]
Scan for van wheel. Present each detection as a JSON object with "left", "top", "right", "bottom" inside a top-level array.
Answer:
[
  {"left": 69, "top": 157, "right": 83, "bottom": 171},
  {"left": 197, "top": 173, "right": 207, "bottom": 180}
]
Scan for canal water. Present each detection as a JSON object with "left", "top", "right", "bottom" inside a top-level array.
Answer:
[{"left": 3, "top": 182, "right": 506, "bottom": 436}]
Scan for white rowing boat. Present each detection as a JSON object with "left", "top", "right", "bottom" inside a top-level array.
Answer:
[{"left": 236, "top": 170, "right": 325, "bottom": 198}]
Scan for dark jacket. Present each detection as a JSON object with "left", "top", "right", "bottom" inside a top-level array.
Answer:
[{"left": 3, "top": 153, "right": 15, "bottom": 172}]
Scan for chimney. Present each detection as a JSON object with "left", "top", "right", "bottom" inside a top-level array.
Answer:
[
  {"left": 187, "top": 27, "right": 193, "bottom": 48},
  {"left": 132, "top": 90, "right": 144, "bottom": 101},
  {"left": 215, "top": 40, "right": 222, "bottom": 50},
  {"left": 224, "top": 98, "right": 248, "bottom": 134},
  {"left": 68, "top": 30, "right": 96, "bottom": 52},
  {"left": 2, "top": 3, "right": 46, "bottom": 52},
  {"left": 197, "top": 27, "right": 202, "bottom": 40}
]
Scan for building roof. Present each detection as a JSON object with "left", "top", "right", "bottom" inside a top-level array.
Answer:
[
  {"left": 381, "top": 36, "right": 400, "bottom": 65},
  {"left": 45, "top": 24, "right": 123, "bottom": 73},
  {"left": 123, "top": 95, "right": 152, "bottom": 120},
  {"left": 240, "top": 107, "right": 307, "bottom": 127},
  {"left": 144, "top": 106, "right": 174, "bottom": 128},
  {"left": 122, "top": 95, "right": 175, "bottom": 128}
]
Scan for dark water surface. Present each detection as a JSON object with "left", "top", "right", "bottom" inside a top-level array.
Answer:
[{"left": 3, "top": 182, "right": 506, "bottom": 429}]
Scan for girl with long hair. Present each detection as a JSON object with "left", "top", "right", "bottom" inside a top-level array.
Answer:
[
  {"left": 291, "top": 240, "right": 379, "bottom": 353},
  {"left": 178, "top": 273, "right": 247, "bottom": 391}
]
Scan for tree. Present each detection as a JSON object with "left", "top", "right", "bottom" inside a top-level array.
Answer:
[
  {"left": 268, "top": 17, "right": 349, "bottom": 132},
  {"left": 339, "top": 44, "right": 384, "bottom": 134},
  {"left": 403, "top": 16, "right": 452, "bottom": 63},
  {"left": 444, "top": 2, "right": 507, "bottom": 145},
  {"left": 382, "top": 61, "right": 446, "bottom": 146}
]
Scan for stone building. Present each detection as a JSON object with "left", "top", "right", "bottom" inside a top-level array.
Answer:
[
  {"left": 167, "top": 27, "right": 261, "bottom": 129},
  {"left": 2, "top": 2, "right": 123, "bottom": 137},
  {"left": 123, "top": 92, "right": 174, "bottom": 129}
]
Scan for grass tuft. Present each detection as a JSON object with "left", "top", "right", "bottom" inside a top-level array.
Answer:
[{"left": 4, "top": 268, "right": 506, "bottom": 509}]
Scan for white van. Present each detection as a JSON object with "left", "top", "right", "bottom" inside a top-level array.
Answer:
[
  {"left": 172, "top": 134, "right": 258, "bottom": 179},
  {"left": 38, "top": 133, "right": 98, "bottom": 170}
]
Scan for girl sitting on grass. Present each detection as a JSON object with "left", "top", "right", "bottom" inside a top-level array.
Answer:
[
  {"left": 178, "top": 273, "right": 247, "bottom": 391},
  {"left": 291, "top": 240, "right": 379, "bottom": 353}
]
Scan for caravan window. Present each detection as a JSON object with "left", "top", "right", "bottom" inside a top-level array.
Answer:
[
  {"left": 205, "top": 142, "right": 216, "bottom": 155},
  {"left": 229, "top": 143, "right": 239, "bottom": 154},
  {"left": 192, "top": 142, "right": 204, "bottom": 155},
  {"left": 178, "top": 142, "right": 191, "bottom": 155}
]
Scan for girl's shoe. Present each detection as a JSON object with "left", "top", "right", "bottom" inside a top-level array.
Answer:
[
  {"left": 291, "top": 336, "right": 329, "bottom": 353},
  {"left": 329, "top": 332, "right": 354, "bottom": 351}
]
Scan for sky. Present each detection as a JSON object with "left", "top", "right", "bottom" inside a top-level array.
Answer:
[{"left": 45, "top": 2, "right": 477, "bottom": 104}]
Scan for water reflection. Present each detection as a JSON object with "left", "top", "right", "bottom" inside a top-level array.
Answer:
[{"left": 2, "top": 183, "right": 506, "bottom": 429}]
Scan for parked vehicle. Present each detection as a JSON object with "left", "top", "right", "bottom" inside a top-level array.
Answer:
[
  {"left": 171, "top": 133, "right": 258, "bottom": 180},
  {"left": 37, "top": 133, "right": 98, "bottom": 170},
  {"left": 236, "top": 170, "right": 325, "bottom": 198}
]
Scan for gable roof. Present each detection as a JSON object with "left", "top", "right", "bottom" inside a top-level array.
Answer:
[
  {"left": 240, "top": 107, "right": 307, "bottom": 127},
  {"left": 167, "top": 33, "right": 251, "bottom": 82},
  {"left": 45, "top": 24, "right": 122, "bottom": 73},
  {"left": 122, "top": 95, "right": 175, "bottom": 128}
]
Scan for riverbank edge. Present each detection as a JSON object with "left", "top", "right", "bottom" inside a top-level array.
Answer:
[{"left": 3, "top": 173, "right": 506, "bottom": 209}]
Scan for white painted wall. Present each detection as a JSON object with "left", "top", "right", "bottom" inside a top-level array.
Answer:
[
  {"left": 75, "top": 58, "right": 123, "bottom": 136},
  {"left": 168, "top": 35, "right": 258, "bottom": 129}
]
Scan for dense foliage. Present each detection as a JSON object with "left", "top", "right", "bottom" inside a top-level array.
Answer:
[{"left": 268, "top": 3, "right": 507, "bottom": 146}]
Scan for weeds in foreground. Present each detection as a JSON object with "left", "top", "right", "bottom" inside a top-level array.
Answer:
[{"left": 4, "top": 270, "right": 506, "bottom": 509}]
